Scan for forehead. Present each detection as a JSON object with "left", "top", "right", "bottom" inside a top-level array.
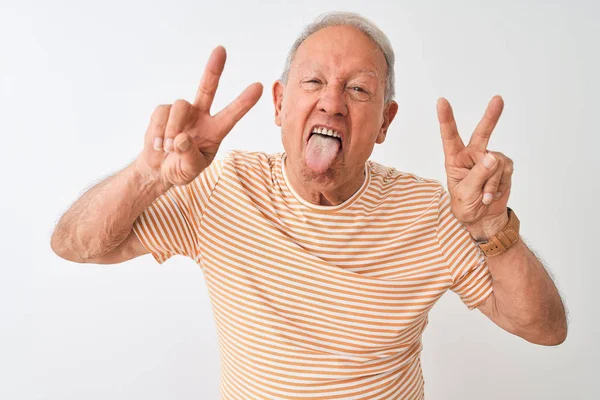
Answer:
[{"left": 292, "top": 25, "right": 387, "bottom": 78}]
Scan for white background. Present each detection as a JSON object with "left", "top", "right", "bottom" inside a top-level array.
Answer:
[{"left": 1, "top": 0, "right": 598, "bottom": 398}]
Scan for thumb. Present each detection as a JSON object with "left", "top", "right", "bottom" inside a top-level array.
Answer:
[
  {"left": 175, "top": 133, "right": 192, "bottom": 152},
  {"left": 172, "top": 133, "right": 206, "bottom": 183},
  {"left": 461, "top": 152, "right": 500, "bottom": 195}
]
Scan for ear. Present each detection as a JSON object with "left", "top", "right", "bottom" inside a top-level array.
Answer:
[
  {"left": 376, "top": 100, "right": 399, "bottom": 144},
  {"left": 272, "top": 80, "right": 284, "bottom": 127}
]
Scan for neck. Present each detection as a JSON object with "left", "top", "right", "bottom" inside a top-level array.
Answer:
[{"left": 284, "top": 154, "right": 366, "bottom": 206}]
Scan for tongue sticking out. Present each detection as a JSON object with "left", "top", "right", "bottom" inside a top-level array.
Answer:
[{"left": 305, "top": 133, "right": 341, "bottom": 174}]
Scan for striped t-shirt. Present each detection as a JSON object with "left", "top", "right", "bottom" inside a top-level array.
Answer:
[{"left": 132, "top": 150, "right": 493, "bottom": 400}]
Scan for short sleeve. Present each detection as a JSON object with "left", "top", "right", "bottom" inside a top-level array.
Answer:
[
  {"left": 132, "top": 157, "right": 224, "bottom": 265},
  {"left": 436, "top": 190, "right": 494, "bottom": 310}
]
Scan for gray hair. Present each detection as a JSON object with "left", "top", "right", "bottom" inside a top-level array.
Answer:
[{"left": 280, "top": 11, "right": 396, "bottom": 104}]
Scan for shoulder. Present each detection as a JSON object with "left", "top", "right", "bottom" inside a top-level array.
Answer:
[
  {"left": 220, "top": 149, "right": 281, "bottom": 176},
  {"left": 367, "top": 159, "right": 446, "bottom": 200}
]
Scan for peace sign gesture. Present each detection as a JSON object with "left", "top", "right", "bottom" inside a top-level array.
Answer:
[
  {"left": 437, "top": 95, "right": 513, "bottom": 241},
  {"left": 136, "top": 46, "right": 263, "bottom": 188}
]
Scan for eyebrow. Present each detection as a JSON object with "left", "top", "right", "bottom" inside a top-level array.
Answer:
[
  {"left": 355, "top": 69, "right": 378, "bottom": 78},
  {"left": 298, "top": 64, "right": 379, "bottom": 80}
]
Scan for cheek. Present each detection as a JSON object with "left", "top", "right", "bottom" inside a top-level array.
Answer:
[
  {"left": 352, "top": 105, "right": 383, "bottom": 131},
  {"left": 287, "top": 87, "right": 318, "bottom": 110},
  {"left": 351, "top": 111, "right": 378, "bottom": 136},
  {"left": 346, "top": 108, "right": 384, "bottom": 151},
  {"left": 282, "top": 95, "right": 315, "bottom": 131}
]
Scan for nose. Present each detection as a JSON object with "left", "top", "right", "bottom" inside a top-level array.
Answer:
[{"left": 317, "top": 84, "right": 348, "bottom": 117}]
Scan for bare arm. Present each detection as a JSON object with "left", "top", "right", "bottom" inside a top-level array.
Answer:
[
  {"left": 477, "top": 237, "right": 567, "bottom": 346},
  {"left": 436, "top": 96, "right": 567, "bottom": 346},
  {"left": 51, "top": 46, "right": 262, "bottom": 265},
  {"left": 50, "top": 161, "right": 169, "bottom": 262}
]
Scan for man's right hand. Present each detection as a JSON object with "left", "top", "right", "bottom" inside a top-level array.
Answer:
[{"left": 135, "top": 46, "right": 263, "bottom": 189}]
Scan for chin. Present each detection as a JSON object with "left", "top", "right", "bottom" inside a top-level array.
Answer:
[{"left": 300, "top": 164, "right": 340, "bottom": 187}]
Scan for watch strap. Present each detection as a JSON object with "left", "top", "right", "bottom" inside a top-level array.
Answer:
[{"left": 477, "top": 208, "right": 520, "bottom": 257}]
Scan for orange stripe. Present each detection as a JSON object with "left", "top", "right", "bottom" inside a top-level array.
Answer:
[{"left": 133, "top": 150, "right": 492, "bottom": 399}]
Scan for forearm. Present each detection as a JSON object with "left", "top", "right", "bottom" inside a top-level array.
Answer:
[
  {"left": 51, "top": 159, "right": 170, "bottom": 260},
  {"left": 485, "top": 239, "right": 567, "bottom": 345}
]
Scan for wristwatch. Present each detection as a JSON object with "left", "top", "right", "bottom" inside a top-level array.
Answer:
[{"left": 477, "top": 207, "right": 520, "bottom": 257}]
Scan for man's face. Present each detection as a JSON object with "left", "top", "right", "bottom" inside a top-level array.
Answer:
[{"left": 273, "top": 24, "right": 398, "bottom": 188}]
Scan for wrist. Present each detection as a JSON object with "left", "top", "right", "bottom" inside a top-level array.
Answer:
[
  {"left": 131, "top": 158, "right": 172, "bottom": 196},
  {"left": 465, "top": 209, "right": 510, "bottom": 242}
]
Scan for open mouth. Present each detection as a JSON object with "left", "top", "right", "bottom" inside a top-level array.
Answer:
[{"left": 308, "top": 126, "right": 343, "bottom": 149}]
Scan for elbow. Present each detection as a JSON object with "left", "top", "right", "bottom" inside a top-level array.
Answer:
[
  {"left": 528, "top": 330, "right": 567, "bottom": 346},
  {"left": 520, "top": 323, "right": 568, "bottom": 346},
  {"left": 542, "top": 326, "right": 568, "bottom": 346},
  {"left": 535, "top": 309, "right": 569, "bottom": 346},
  {"left": 50, "top": 231, "right": 87, "bottom": 263},
  {"left": 50, "top": 231, "right": 67, "bottom": 258},
  {"left": 506, "top": 303, "right": 569, "bottom": 347}
]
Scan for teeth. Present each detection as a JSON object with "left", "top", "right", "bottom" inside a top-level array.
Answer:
[{"left": 312, "top": 126, "right": 341, "bottom": 139}]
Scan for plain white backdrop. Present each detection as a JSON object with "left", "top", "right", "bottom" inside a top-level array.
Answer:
[{"left": 1, "top": 0, "right": 598, "bottom": 398}]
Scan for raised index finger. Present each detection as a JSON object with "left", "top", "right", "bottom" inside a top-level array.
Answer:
[
  {"left": 193, "top": 46, "right": 227, "bottom": 112},
  {"left": 437, "top": 97, "right": 465, "bottom": 158},
  {"left": 214, "top": 82, "right": 264, "bottom": 136}
]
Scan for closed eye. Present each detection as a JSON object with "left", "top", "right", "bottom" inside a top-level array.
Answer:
[{"left": 301, "top": 79, "right": 323, "bottom": 91}]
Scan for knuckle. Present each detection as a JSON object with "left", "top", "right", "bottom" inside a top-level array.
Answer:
[
  {"left": 506, "top": 160, "right": 514, "bottom": 174},
  {"left": 490, "top": 151, "right": 506, "bottom": 162},
  {"left": 199, "top": 85, "right": 216, "bottom": 98},
  {"left": 164, "top": 100, "right": 192, "bottom": 137},
  {"left": 498, "top": 153, "right": 512, "bottom": 167},
  {"left": 173, "top": 99, "right": 191, "bottom": 109},
  {"left": 486, "top": 178, "right": 500, "bottom": 189},
  {"left": 151, "top": 105, "right": 171, "bottom": 128},
  {"left": 165, "top": 125, "right": 179, "bottom": 137},
  {"left": 153, "top": 104, "right": 171, "bottom": 116},
  {"left": 495, "top": 156, "right": 505, "bottom": 169}
]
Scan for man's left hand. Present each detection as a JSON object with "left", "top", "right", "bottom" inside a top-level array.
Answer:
[{"left": 436, "top": 95, "right": 513, "bottom": 242}]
